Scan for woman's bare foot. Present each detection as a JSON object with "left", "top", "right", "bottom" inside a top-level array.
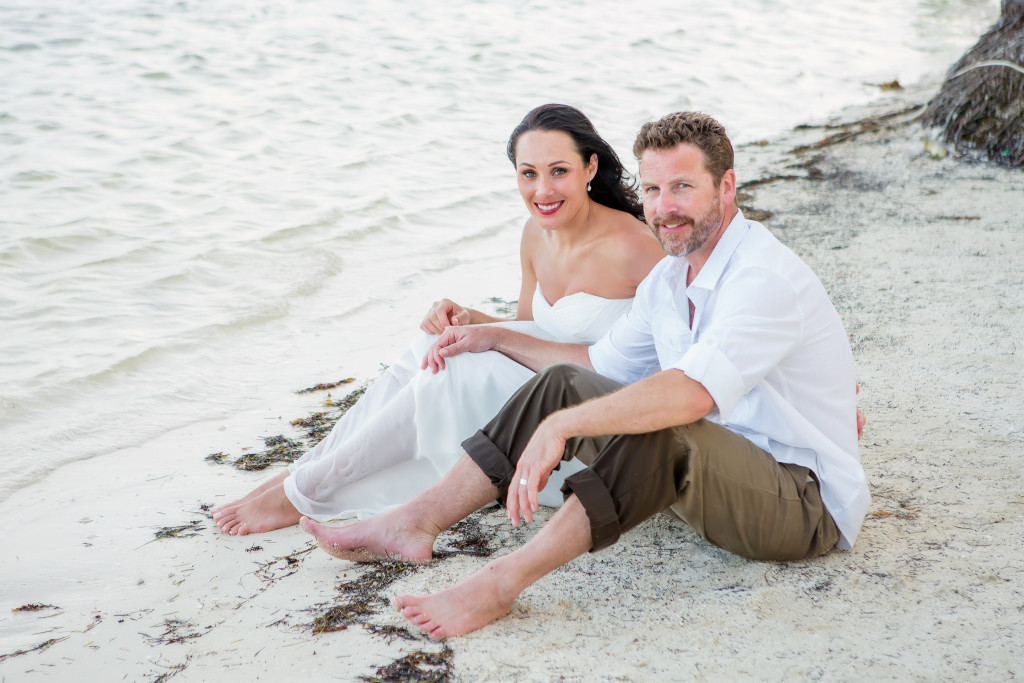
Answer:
[
  {"left": 300, "top": 512, "right": 437, "bottom": 564},
  {"left": 394, "top": 561, "right": 522, "bottom": 638},
  {"left": 214, "top": 484, "right": 302, "bottom": 535},
  {"left": 213, "top": 471, "right": 290, "bottom": 520}
]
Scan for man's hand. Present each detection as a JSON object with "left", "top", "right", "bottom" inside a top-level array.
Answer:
[
  {"left": 420, "top": 298, "right": 471, "bottom": 335},
  {"left": 421, "top": 325, "right": 501, "bottom": 373},
  {"left": 507, "top": 416, "right": 568, "bottom": 526}
]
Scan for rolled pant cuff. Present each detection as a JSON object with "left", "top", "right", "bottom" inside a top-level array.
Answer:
[
  {"left": 562, "top": 467, "right": 621, "bottom": 552},
  {"left": 463, "top": 430, "right": 516, "bottom": 502}
]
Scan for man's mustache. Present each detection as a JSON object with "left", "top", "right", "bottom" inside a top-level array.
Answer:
[{"left": 652, "top": 214, "right": 692, "bottom": 229}]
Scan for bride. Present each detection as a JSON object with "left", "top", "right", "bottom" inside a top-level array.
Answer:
[{"left": 214, "top": 104, "right": 666, "bottom": 535}]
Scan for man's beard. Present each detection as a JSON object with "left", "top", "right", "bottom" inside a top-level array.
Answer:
[{"left": 652, "top": 196, "right": 722, "bottom": 257}]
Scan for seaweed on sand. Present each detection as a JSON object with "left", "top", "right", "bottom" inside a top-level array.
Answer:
[
  {"left": 149, "top": 661, "right": 188, "bottom": 682},
  {"left": 149, "top": 520, "right": 205, "bottom": 542},
  {"left": 309, "top": 558, "right": 419, "bottom": 634},
  {"left": 789, "top": 105, "right": 924, "bottom": 154},
  {"left": 296, "top": 378, "right": 356, "bottom": 394},
  {"left": 205, "top": 382, "right": 367, "bottom": 471},
  {"left": 145, "top": 617, "right": 208, "bottom": 645},
  {"left": 290, "top": 411, "right": 336, "bottom": 442},
  {"left": 310, "top": 595, "right": 376, "bottom": 633},
  {"left": 433, "top": 515, "right": 494, "bottom": 559},
  {"left": 0, "top": 636, "right": 69, "bottom": 662},
  {"left": 364, "top": 624, "right": 418, "bottom": 643},
  {"left": 253, "top": 543, "right": 317, "bottom": 583},
  {"left": 359, "top": 645, "right": 455, "bottom": 683},
  {"left": 12, "top": 603, "right": 59, "bottom": 612},
  {"left": 302, "top": 511, "right": 499, "bottom": 682}
]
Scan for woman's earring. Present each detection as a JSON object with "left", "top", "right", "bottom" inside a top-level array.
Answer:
[{"left": 587, "top": 181, "right": 592, "bottom": 192}]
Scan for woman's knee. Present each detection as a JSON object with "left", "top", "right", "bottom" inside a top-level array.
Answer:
[
  {"left": 536, "top": 363, "right": 623, "bottom": 399},
  {"left": 535, "top": 363, "right": 582, "bottom": 386}
]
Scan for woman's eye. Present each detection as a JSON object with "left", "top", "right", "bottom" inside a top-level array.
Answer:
[
  {"left": 523, "top": 170, "right": 536, "bottom": 178},
  {"left": 552, "top": 168, "right": 567, "bottom": 176}
]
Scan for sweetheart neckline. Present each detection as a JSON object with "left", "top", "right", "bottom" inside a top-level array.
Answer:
[{"left": 536, "top": 286, "right": 632, "bottom": 309}]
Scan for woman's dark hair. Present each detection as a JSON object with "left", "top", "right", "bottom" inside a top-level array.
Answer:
[{"left": 506, "top": 104, "right": 644, "bottom": 221}]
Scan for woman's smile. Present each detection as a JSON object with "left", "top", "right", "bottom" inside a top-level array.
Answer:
[{"left": 535, "top": 200, "right": 564, "bottom": 215}]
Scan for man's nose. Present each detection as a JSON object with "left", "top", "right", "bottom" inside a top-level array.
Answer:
[{"left": 653, "top": 191, "right": 676, "bottom": 217}]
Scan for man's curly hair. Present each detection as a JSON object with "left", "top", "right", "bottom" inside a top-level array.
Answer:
[{"left": 632, "top": 112, "right": 734, "bottom": 186}]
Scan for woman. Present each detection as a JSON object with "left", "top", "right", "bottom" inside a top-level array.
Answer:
[{"left": 213, "top": 104, "right": 667, "bottom": 535}]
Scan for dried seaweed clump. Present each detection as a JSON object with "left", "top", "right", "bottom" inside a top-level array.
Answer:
[
  {"left": 434, "top": 515, "right": 493, "bottom": 558},
  {"left": 922, "top": 0, "right": 1024, "bottom": 167},
  {"left": 152, "top": 520, "right": 204, "bottom": 541},
  {"left": 360, "top": 645, "right": 454, "bottom": 683},
  {"left": 311, "top": 597, "right": 377, "bottom": 633},
  {"left": 12, "top": 603, "right": 59, "bottom": 612},
  {"left": 228, "top": 434, "right": 306, "bottom": 471}
]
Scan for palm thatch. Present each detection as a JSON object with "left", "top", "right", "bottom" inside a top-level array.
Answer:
[{"left": 921, "top": 0, "right": 1024, "bottom": 167}]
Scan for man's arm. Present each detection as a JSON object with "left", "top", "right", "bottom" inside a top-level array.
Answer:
[
  {"left": 507, "top": 368, "right": 715, "bottom": 525},
  {"left": 421, "top": 325, "right": 593, "bottom": 374}
]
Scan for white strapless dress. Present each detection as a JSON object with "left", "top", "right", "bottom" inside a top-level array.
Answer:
[{"left": 283, "top": 287, "right": 633, "bottom": 521}]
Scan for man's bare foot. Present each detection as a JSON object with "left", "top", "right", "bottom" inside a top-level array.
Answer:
[
  {"left": 213, "top": 471, "right": 289, "bottom": 520},
  {"left": 394, "top": 562, "right": 522, "bottom": 638},
  {"left": 300, "top": 513, "right": 436, "bottom": 564},
  {"left": 214, "top": 484, "right": 301, "bottom": 535}
]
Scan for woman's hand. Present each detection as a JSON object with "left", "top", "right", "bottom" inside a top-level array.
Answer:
[
  {"left": 507, "top": 416, "right": 568, "bottom": 526},
  {"left": 421, "top": 326, "right": 500, "bottom": 373},
  {"left": 420, "top": 299, "right": 471, "bottom": 335}
]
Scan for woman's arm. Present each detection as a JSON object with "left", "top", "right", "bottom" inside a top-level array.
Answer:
[
  {"left": 420, "top": 220, "right": 538, "bottom": 334},
  {"left": 420, "top": 300, "right": 515, "bottom": 334},
  {"left": 515, "top": 220, "right": 539, "bottom": 321}
]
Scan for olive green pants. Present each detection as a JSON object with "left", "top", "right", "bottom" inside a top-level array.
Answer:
[{"left": 462, "top": 364, "right": 839, "bottom": 561}]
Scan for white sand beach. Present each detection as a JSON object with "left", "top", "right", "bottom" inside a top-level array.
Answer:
[{"left": 2, "top": 90, "right": 1022, "bottom": 682}]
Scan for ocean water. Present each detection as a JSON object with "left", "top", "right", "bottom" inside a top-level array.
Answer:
[{"left": 0, "top": 0, "right": 999, "bottom": 502}]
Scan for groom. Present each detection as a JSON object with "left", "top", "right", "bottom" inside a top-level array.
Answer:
[{"left": 301, "top": 111, "right": 871, "bottom": 638}]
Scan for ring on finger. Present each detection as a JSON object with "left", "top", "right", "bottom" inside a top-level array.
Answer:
[{"left": 519, "top": 478, "right": 528, "bottom": 486}]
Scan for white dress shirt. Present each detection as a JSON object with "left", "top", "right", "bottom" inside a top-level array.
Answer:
[{"left": 589, "top": 211, "right": 870, "bottom": 549}]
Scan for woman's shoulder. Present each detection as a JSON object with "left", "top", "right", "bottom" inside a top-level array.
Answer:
[
  {"left": 519, "top": 216, "right": 545, "bottom": 246},
  {"left": 593, "top": 207, "right": 665, "bottom": 280}
]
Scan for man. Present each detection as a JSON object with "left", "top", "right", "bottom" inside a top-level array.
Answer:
[{"left": 301, "top": 111, "right": 871, "bottom": 639}]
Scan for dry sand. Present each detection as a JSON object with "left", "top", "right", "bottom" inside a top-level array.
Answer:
[{"left": 2, "top": 92, "right": 1022, "bottom": 682}]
